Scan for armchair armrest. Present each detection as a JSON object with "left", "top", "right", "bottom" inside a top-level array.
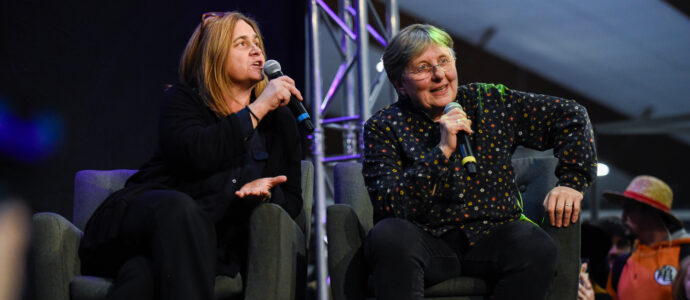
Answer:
[
  {"left": 327, "top": 204, "right": 369, "bottom": 300},
  {"left": 245, "top": 203, "right": 306, "bottom": 300},
  {"left": 32, "top": 212, "right": 83, "bottom": 300},
  {"left": 512, "top": 154, "right": 580, "bottom": 300},
  {"left": 542, "top": 222, "right": 580, "bottom": 300}
]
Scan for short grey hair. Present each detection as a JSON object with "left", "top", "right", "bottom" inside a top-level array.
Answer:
[{"left": 382, "top": 24, "right": 455, "bottom": 87}]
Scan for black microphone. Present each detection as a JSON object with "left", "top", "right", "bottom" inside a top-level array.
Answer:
[
  {"left": 443, "top": 102, "right": 477, "bottom": 175},
  {"left": 263, "top": 60, "right": 314, "bottom": 133}
]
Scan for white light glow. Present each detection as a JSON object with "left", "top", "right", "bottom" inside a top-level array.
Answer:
[
  {"left": 376, "top": 60, "right": 384, "bottom": 72},
  {"left": 597, "top": 163, "right": 609, "bottom": 177}
]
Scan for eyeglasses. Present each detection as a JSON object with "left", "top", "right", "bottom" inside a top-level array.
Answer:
[
  {"left": 201, "top": 12, "right": 228, "bottom": 30},
  {"left": 407, "top": 57, "right": 454, "bottom": 80},
  {"left": 202, "top": 12, "right": 226, "bottom": 22},
  {"left": 200, "top": 12, "right": 229, "bottom": 37}
]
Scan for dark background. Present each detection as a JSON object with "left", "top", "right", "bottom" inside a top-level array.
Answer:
[
  {"left": 1, "top": 1, "right": 688, "bottom": 299},
  {"left": 0, "top": 0, "right": 306, "bottom": 218},
  {"left": 1, "top": 0, "right": 687, "bottom": 231}
]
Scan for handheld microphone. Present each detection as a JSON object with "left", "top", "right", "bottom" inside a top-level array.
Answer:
[
  {"left": 443, "top": 102, "right": 477, "bottom": 175},
  {"left": 263, "top": 60, "right": 314, "bottom": 132}
]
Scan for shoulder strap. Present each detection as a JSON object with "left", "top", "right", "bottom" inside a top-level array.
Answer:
[{"left": 611, "top": 252, "right": 631, "bottom": 293}]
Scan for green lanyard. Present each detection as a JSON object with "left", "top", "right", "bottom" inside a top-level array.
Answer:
[{"left": 516, "top": 191, "right": 539, "bottom": 226}]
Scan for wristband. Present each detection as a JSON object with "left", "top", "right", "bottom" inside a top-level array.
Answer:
[{"left": 246, "top": 106, "right": 260, "bottom": 122}]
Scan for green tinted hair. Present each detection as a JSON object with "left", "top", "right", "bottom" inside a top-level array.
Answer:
[{"left": 382, "top": 24, "right": 455, "bottom": 87}]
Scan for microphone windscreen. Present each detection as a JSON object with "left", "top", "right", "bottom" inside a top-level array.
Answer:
[
  {"left": 443, "top": 101, "right": 462, "bottom": 114},
  {"left": 263, "top": 60, "right": 282, "bottom": 77}
]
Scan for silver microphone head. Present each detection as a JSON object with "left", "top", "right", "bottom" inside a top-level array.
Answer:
[
  {"left": 443, "top": 101, "right": 462, "bottom": 114},
  {"left": 263, "top": 59, "right": 282, "bottom": 76}
]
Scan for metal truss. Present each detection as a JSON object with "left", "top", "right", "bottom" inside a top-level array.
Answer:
[{"left": 308, "top": 0, "right": 399, "bottom": 299}]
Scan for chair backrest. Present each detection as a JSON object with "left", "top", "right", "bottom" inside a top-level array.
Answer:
[
  {"left": 73, "top": 161, "right": 314, "bottom": 235},
  {"left": 332, "top": 155, "right": 559, "bottom": 232},
  {"left": 73, "top": 169, "right": 137, "bottom": 231},
  {"left": 511, "top": 155, "right": 559, "bottom": 222},
  {"left": 333, "top": 162, "right": 374, "bottom": 232},
  {"left": 296, "top": 160, "right": 314, "bottom": 246}
]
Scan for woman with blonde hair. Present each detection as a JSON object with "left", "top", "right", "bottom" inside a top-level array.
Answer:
[{"left": 79, "top": 11, "right": 304, "bottom": 300}]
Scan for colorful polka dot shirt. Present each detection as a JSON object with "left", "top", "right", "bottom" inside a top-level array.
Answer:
[{"left": 362, "top": 83, "right": 597, "bottom": 243}]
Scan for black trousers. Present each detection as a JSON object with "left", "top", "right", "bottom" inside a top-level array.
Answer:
[
  {"left": 105, "top": 189, "right": 216, "bottom": 300},
  {"left": 365, "top": 218, "right": 558, "bottom": 300}
]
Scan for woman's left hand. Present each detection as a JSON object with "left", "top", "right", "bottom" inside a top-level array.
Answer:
[
  {"left": 235, "top": 175, "right": 288, "bottom": 200},
  {"left": 543, "top": 185, "right": 582, "bottom": 227}
]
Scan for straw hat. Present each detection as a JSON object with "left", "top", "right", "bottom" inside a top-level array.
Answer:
[{"left": 604, "top": 175, "right": 681, "bottom": 229}]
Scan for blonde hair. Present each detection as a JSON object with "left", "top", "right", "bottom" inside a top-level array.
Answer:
[{"left": 179, "top": 12, "right": 268, "bottom": 117}]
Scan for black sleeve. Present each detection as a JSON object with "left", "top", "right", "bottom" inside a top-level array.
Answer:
[
  {"left": 472, "top": 83, "right": 597, "bottom": 193},
  {"left": 509, "top": 88, "right": 597, "bottom": 193},
  {"left": 157, "top": 85, "right": 254, "bottom": 175},
  {"left": 268, "top": 107, "right": 303, "bottom": 219}
]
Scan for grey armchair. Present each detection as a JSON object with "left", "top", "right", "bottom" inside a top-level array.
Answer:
[
  {"left": 327, "top": 155, "right": 580, "bottom": 300},
  {"left": 32, "top": 160, "right": 314, "bottom": 300}
]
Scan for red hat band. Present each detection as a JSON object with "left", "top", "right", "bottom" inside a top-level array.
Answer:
[{"left": 623, "top": 190, "right": 671, "bottom": 214}]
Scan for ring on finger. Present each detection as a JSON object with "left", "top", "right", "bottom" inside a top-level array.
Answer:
[
  {"left": 565, "top": 203, "right": 572, "bottom": 207},
  {"left": 456, "top": 119, "right": 461, "bottom": 124}
]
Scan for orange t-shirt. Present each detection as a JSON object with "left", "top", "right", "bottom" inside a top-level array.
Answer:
[{"left": 607, "top": 238, "right": 690, "bottom": 300}]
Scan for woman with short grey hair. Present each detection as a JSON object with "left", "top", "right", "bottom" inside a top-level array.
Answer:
[
  {"left": 382, "top": 24, "right": 455, "bottom": 87},
  {"left": 362, "top": 23, "right": 597, "bottom": 299}
]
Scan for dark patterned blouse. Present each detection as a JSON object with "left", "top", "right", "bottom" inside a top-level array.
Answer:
[{"left": 362, "top": 83, "right": 597, "bottom": 244}]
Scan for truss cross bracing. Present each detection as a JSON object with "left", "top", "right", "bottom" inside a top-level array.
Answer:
[{"left": 307, "top": 0, "right": 398, "bottom": 299}]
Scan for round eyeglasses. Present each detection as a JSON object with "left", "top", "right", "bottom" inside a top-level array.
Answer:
[{"left": 407, "top": 57, "right": 454, "bottom": 80}]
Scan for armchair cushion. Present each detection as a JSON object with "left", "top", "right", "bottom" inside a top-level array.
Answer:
[
  {"left": 68, "top": 274, "right": 244, "bottom": 300},
  {"left": 69, "top": 276, "right": 112, "bottom": 300},
  {"left": 424, "top": 276, "right": 487, "bottom": 298}
]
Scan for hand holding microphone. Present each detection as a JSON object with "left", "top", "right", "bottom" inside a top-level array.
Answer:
[
  {"left": 257, "top": 74, "right": 303, "bottom": 110},
  {"left": 263, "top": 60, "right": 314, "bottom": 132},
  {"left": 441, "top": 102, "right": 477, "bottom": 175}
]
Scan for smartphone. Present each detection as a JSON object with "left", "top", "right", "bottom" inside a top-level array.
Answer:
[
  {"left": 579, "top": 258, "right": 589, "bottom": 285},
  {"left": 580, "top": 258, "right": 589, "bottom": 273}
]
